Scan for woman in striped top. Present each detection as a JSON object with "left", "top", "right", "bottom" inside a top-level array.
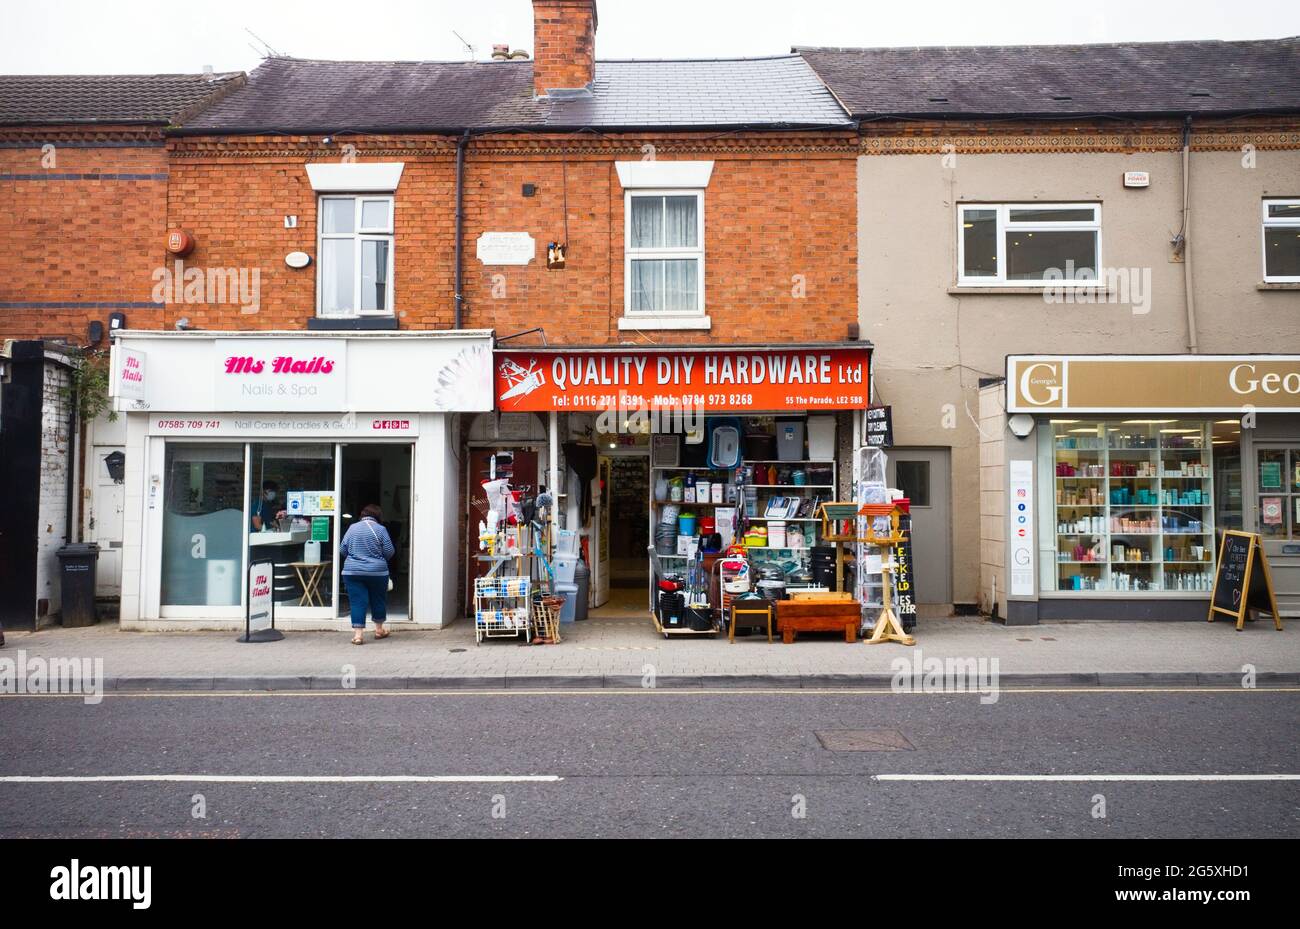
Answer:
[{"left": 338, "top": 504, "right": 396, "bottom": 644}]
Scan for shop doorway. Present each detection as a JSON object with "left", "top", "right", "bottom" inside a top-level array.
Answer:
[
  {"left": 339, "top": 444, "right": 413, "bottom": 620},
  {"left": 888, "top": 448, "right": 953, "bottom": 607},
  {"left": 596, "top": 453, "right": 650, "bottom": 612},
  {"left": 1253, "top": 443, "right": 1300, "bottom": 613}
]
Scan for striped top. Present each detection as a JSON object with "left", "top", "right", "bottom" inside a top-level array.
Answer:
[{"left": 338, "top": 517, "right": 394, "bottom": 576}]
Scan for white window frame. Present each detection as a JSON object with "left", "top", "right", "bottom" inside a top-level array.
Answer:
[
  {"left": 316, "top": 194, "right": 396, "bottom": 317},
  {"left": 957, "top": 202, "right": 1102, "bottom": 287},
  {"left": 624, "top": 189, "right": 706, "bottom": 317},
  {"left": 1262, "top": 198, "right": 1300, "bottom": 283}
]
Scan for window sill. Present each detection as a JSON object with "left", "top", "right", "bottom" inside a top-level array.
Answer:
[
  {"left": 617, "top": 315, "right": 712, "bottom": 331},
  {"left": 307, "top": 316, "right": 400, "bottom": 331},
  {"left": 1257, "top": 282, "right": 1300, "bottom": 290},
  {"left": 947, "top": 285, "right": 1112, "bottom": 296}
]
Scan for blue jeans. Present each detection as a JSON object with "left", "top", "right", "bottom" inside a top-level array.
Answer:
[{"left": 343, "top": 574, "right": 389, "bottom": 629}]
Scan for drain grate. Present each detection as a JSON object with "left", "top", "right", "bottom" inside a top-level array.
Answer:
[{"left": 816, "top": 729, "right": 916, "bottom": 752}]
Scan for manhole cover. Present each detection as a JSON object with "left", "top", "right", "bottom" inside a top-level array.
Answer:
[{"left": 816, "top": 729, "right": 915, "bottom": 752}]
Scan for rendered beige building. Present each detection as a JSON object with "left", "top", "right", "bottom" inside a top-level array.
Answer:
[{"left": 804, "top": 39, "right": 1300, "bottom": 619}]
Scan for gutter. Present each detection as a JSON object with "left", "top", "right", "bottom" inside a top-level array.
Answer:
[{"left": 1179, "top": 115, "right": 1200, "bottom": 354}]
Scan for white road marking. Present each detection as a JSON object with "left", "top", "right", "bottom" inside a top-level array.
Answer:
[
  {"left": 874, "top": 774, "right": 1300, "bottom": 782},
  {"left": 0, "top": 774, "right": 561, "bottom": 784}
]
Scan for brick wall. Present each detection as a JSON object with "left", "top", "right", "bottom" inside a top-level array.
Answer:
[
  {"left": 0, "top": 126, "right": 169, "bottom": 343},
  {"left": 164, "top": 131, "right": 859, "bottom": 343}
]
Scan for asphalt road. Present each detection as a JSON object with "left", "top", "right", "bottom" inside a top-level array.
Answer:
[{"left": 1, "top": 688, "right": 1297, "bottom": 838}]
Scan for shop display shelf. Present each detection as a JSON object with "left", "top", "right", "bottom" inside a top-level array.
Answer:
[
  {"left": 743, "top": 459, "right": 835, "bottom": 465},
  {"left": 747, "top": 517, "right": 820, "bottom": 522},
  {"left": 1057, "top": 560, "right": 1107, "bottom": 564},
  {"left": 750, "top": 484, "right": 835, "bottom": 489}
]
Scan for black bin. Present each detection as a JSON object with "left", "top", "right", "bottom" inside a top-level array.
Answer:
[{"left": 57, "top": 543, "right": 100, "bottom": 628}]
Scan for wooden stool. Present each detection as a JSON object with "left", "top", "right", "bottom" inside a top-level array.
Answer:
[{"left": 729, "top": 601, "right": 774, "bottom": 643}]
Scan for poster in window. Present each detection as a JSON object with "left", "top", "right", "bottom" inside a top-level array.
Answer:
[
  {"left": 1261, "top": 497, "right": 1284, "bottom": 526},
  {"left": 1260, "top": 461, "right": 1283, "bottom": 491}
]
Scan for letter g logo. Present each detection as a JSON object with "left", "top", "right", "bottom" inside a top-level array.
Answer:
[{"left": 1019, "top": 362, "right": 1064, "bottom": 407}]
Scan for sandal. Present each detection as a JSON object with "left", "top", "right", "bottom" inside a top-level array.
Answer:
[
  {"left": 374, "top": 628, "right": 391, "bottom": 640},
  {"left": 351, "top": 633, "right": 364, "bottom": 645}
]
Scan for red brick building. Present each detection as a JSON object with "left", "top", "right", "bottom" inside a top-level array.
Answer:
[
  {"left": 0, "top": 72, "right": 240, "bottom": 631},
  {"left": 96, "top": 0, "right": 868, "bottom": 628}
]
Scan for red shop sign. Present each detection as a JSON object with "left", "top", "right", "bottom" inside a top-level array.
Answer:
[{"left": 494, "top": 347, "right": 869, "bottom": 412}]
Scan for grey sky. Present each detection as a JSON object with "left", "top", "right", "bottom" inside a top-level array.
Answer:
[{"left": 3, "top": 0, "right": 1297, "bottom": 74}]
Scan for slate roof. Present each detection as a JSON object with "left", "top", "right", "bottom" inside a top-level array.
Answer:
[
  {"left": 0, "top": 72, "right": 245, "bottom": 126},
  {"left": 176, "top": 55, "right": 853, "bottom": 133},
  {"left": 798, "top": 38, "right": 1300, "bottom": 118}
]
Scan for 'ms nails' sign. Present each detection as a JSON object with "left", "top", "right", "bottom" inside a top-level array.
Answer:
[{"left": 225, "top": 355, "right": 336, "bottom": 375}]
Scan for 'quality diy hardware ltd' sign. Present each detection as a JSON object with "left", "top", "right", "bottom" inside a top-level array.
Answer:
[{"left": 495, "top": 347, "right": 870, "bottom": 412}]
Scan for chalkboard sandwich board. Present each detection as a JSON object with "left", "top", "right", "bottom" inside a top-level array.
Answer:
[{"left": 1208, "top": 531, "right": 1283, "bottom": 631}]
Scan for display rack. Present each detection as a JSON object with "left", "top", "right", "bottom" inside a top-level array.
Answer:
[
  {"left": 650, "top": 459, "right": 837, "bottom": 572},
  {"left": 474, "top": 574, "right": 532, "bottom": 644},
  {"left": 1052, "top": 421, "right": 1216, "bottom": 592}
]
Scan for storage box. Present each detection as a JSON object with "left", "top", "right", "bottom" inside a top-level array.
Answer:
[
  {"left": 775, "top": 418, "right": 806, "bottom": 461},
  {"left": 676, "top": 535, "right": 700, "bottom": 557},
  {"left": 715, "top": 507, "right": 737, "bottom": 548},
  {"left": 553, "top": 554, "right": 578, "bottom": 584},
  {"left": 807, "top": 416, "right": 836, "bottom": 460}
]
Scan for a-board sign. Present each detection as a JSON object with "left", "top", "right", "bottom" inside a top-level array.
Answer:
[
  {"left": 1208, "top": 531, "right": 1283, "bottom": 631},
  {"left": 895, "top": 508, "right": 917, "bottom": 632},
  {"left": 249, "top": 562, "right": 274, "bottom": 633},
  {"left": 864, "top": 405, "right": 893, "bottom": 448}
]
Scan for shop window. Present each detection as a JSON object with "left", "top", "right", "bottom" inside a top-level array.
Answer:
[
  {"left": 958, "top": 203, "right": 1100, "bottom": 285},
  {"left": 895, "top": 460, "right": 931, "bottom": 507},
  {"left": 1048, "top": 420, "right": 1218, "bottom": 592},
  {"left": 625, "top": 191, "right": 705, "bottom": 316},
  {"left": 1262, "top": 199, "right": 1300, "bottom": 282},
  {"left": 317, "top": 195, "right": 395, "bottom": 316},
  {"left": 1255, "top": 446, "right": 1300, "bottom": 540},
  {"left": 161, "top": 444, "right": 246, "bottom": 608}
]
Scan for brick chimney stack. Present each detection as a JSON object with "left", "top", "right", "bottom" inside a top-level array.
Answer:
[{"left": 531, "top": 0, "right": 597, "bottom": 97}]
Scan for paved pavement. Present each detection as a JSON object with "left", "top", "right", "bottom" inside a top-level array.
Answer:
[
  {"left": 2, "top": 609, "right": 1297, "bottom": 689},
  {"left": 1, "top": 689, "right": 1296, "bottom": 837}
]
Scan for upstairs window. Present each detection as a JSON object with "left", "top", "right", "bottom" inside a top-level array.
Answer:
[
  {"left": 317, "top": 195, "right": 394, "bottom": 316},
  {"left": 958, "top": 203, "right": 1101, "bottom": 286},
  {"left": 1263, "top": 199, "right": 1300, "bottom": 283},
  {"left": 625, "top": 191, "right": 705, "bottom": 315}
]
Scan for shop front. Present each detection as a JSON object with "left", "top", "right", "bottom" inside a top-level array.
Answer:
[
  {"left": 488, "top": 343, "right": 872, "bottom": 625},
  {"left": 996, "top": 354, "right": 1300, "bottom": 622},
  {"left": 108, "top": 330, "right": 493, "bottom": 629}
]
